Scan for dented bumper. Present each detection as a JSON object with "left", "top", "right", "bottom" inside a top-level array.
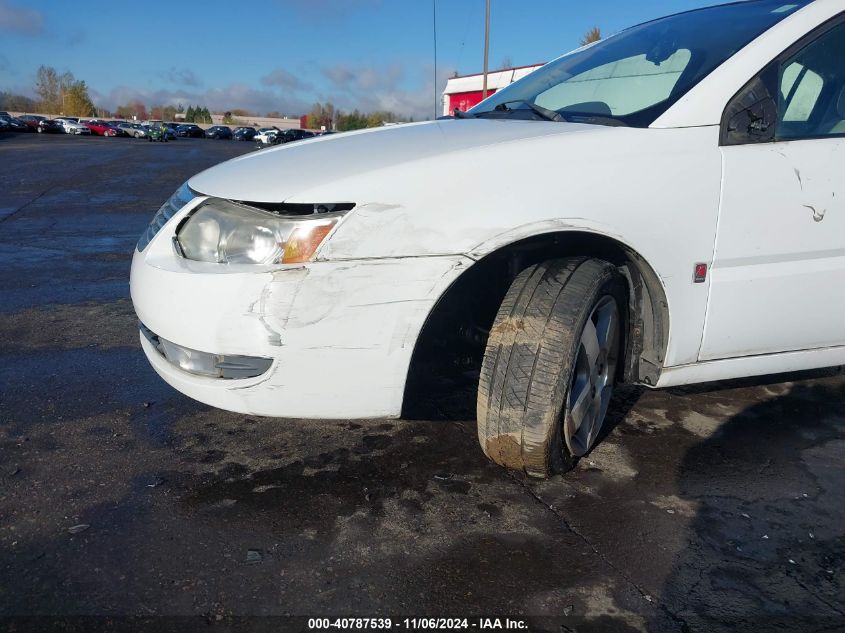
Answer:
[{"left": 130, "top": 244, "right": 471, "bottom": 418}]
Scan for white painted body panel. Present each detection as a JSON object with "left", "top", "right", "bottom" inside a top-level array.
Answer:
[
  {"left": 701, "top": 138, "right": 845, "bottom": 359},
  {"left": 657, "top": 345, "right": 845, "bottom": 388},
  {"left": 131, "top": 216, "right": 471, "bottom": 417},
  {"left": 130, "top": 0, "right": 845, "bottom": 418},
  {"left": 189, "top": 120, "right": 723, "bottom": 369}
]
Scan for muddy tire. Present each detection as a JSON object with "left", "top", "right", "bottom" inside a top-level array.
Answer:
[{"left": 477, "top": 257, "right": 626, "bottom": 477}]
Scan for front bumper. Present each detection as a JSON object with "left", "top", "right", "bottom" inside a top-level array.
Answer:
[
  {"left": 130, "top": 214, "right": 470, "bottom": 418},
  {"left": 140, "top": 322, "right": 273, "bottom": 379}
]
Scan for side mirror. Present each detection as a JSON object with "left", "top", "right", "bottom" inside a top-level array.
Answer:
[{"left": 721, "top": 71, "right": 777, "bottom": 146}]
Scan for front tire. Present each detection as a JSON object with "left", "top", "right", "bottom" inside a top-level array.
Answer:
[{"left": 477, "top": 258, "right": 626, "bottom": 477}]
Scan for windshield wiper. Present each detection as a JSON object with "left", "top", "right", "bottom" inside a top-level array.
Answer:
[
  {"left": 559, "top": 113, "right": 628, "bottom": 127},
  {"left": 452, "top": 108, "right": 476, "bottom": 119},
  {"left": 467, "top": 100, "right": 628, "bottom": 127},
  {"left": 494, "top": 100, "right": 564, "bottom": 122}
]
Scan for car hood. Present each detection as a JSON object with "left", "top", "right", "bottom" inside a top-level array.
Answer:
[{"left": 188, "top": 119, "right": 602, "bottom": 202}]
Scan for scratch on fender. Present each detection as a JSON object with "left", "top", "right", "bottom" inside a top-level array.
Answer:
[{"left": 803, "top": 204, "right": 825, "bottom": 222}]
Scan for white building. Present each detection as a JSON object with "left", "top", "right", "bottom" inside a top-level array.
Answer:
[{"left": 441, "top": 63, "right": 544, "bottom": 116}]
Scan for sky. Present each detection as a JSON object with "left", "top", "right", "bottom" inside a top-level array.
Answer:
[{"left": 0, "top": 0, "right": 717, "bottom": 120}]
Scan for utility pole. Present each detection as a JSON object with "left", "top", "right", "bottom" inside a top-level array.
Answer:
[
  {"left": 433, "top": 0, "right": 438, "bottom": 118},
  {"left": 482, "top": 0, "right": 491, "bottom": 99}
]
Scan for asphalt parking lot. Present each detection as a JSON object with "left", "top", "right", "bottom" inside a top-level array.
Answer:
[{"left": 1, "top": 132, "right": 844, "bottom": 633}]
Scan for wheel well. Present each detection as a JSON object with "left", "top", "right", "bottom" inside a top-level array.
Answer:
[{"left": 401, "top": 231, "right": 669, "bottom": 419}]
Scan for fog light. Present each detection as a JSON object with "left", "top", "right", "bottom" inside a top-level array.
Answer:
[{"left": 140, "top": 323, "right": 272, "bottom": 379}]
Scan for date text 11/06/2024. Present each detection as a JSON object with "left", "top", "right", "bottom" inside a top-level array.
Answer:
[{"left": 307, "top": 618, "right": 529, "bottom": 630}]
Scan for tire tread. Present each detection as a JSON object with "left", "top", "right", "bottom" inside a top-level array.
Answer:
[{"left": 477, "top": 257, "right": 624, "bottom": 476}]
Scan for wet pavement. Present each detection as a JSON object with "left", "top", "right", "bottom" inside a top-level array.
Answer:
[{"left": 1, "top": 132, "right": 844, "bottom": 632}]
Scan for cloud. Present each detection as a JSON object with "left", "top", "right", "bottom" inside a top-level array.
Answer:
[
  {"left": 321, "top": 64, "right": 356, "bottom": 86},
  {"left": 0, "top": 0, "right": 44, "bottom": 35},
  {"left": 90, "top": 60, "right": 451, "bottom": 121},
  {"left": 161, "top": 67, "right": 202, "bottom": 87},
  {"left": 318, "top": 61, "right": 447, "bottom": 120},
  {"left": 261, "top": 68, "right": 310, "bottom": 92}
]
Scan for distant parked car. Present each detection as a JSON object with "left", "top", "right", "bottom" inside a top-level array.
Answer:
[
  {"left": 36, "top": 119, "right": 64, "bottom": 134},
  {"left": 106, "top": 121, "right": 131, "bottom": 136},
  {"left": 0, "top": 116, "right": 30, "bottom": 133},
  {"left": 232, "top": 126, "right": 256, "bottom": 141},
  {"left": 18, "top": 115, "right": 45, "bottom": 132},
  {"left": 271, "top": 128, "right": 315, "bottom": 145},
  {"left": 54, "top": 116, "right": 79, "bottom": 131},
  {"left": 59, "top": 119, "right": 92, "bottom": 135},
  {"left": 85, "top": 120, "right": 120, "bottom": 136},
  {"left": 176, "top": 124, "right": 205, "bottom": 138},
  {"left": 119, "top": 123, "right": 147, "bottom": 138},
  {"left": 205, "top": 125, "right": 232, "bottom": 139},
  {"left": 253, "top": 127, "right": 280, "bottom": 144}
]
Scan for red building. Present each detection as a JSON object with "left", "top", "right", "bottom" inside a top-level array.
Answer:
[{"left": 441, "top": 63, "right": 545, "bottom": 116}]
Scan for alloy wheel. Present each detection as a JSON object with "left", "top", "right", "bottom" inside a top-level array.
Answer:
[{"left": 562, "top": 295, "right": 620, "bottom": 457}]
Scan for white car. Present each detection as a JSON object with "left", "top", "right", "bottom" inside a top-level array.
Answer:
[
  {"left": 56, "top": 118, "right": 91, "bottom": 135},
  {"left": 131, "top": 0, "right": 845, "bottom": 477},
  {"left": 254, "top": 127, "right": 281, "bottom": 144}
]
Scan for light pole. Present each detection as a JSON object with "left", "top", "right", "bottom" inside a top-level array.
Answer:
[
  {"left": 482, "top": 0, "right": 491, "bottom": 99},
  {"left": 433, "top": 0, "right": 437, "bottom": 119}
]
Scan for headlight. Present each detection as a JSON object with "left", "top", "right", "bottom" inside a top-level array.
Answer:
[
  {"left": 136, "top": 181, "right": 196, "bottom": 252},
  {"left": 175, "top": 198, "right": 347, "bottom": 265}
]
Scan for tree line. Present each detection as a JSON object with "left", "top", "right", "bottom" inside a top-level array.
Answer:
[
  {"left": 305, "top": 102, "right": 407, "bottom": 131},
  {"left": 33, "top": 65, "right": 96, "bottom": 116},
  {"left": 0, "top": 65, "right": 217, "bottom": 122},
  {"left": 184, "top": 106, "right": 212, "bottom": 123}
]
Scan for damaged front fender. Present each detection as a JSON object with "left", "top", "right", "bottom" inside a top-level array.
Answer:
[{"left": 131, "top": 248, "right": 473, "bottom": 418}]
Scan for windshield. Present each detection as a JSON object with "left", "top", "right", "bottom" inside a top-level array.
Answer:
[{"left": 469, "top": 0, "right": 810, "bottom": 127}]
